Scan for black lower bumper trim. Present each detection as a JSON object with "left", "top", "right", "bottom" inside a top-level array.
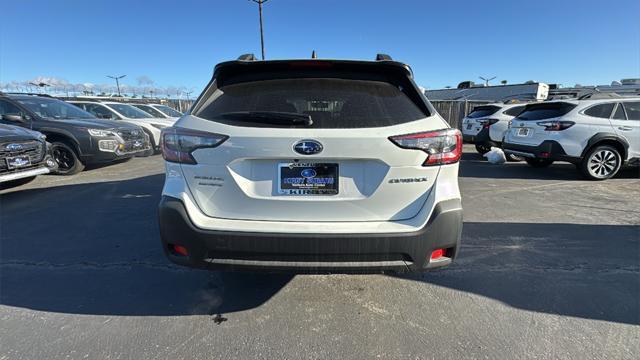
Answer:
[
  {"left": 503, "top": 140, "right": 580, "bottom": 163},
  {"left": 158, "top": 196, "right": 463, "bottom": 273}
]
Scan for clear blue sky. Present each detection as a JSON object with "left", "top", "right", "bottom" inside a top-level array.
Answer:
[{"left": 1, "top": 0, "right": 639, "bottom": 93}]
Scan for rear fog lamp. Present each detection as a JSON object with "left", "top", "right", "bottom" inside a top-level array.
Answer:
[
  {"left": 430, "top": 248, "right": 446, "bottom": 260},
  {"left": 170, "top": 244, "right": 189, "bottom": 257}
]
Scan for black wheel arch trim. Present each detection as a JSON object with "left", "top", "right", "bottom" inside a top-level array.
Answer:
[
  {"left": 39, "top": 128, "right": 84, "bottom": 156},
  {"left": 582, "top": 133, "right": 629, "bottom": 159}
]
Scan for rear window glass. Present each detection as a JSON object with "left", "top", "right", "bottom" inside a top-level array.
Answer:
[
  {"left": 622, "top": 101, "right": 640, "bottom": 120},
  {"left": 195, "top": 78, "right": 427, "bottom": 128},
  {"left": 516, "top": 102, "right": 576, "bottom": 120},
  {"left": 503, "top": 105, "right": 526, "bottom": 117},
  {"left": 584, "top": 103, "right": 615, "bottom": 118},
  {"left": 466, "top": 105, "right": 500, "bottom": 118}
]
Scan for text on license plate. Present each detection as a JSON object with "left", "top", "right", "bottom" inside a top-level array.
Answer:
[
  {"left": 516, "top": 128, "right": 530, "bottom": 137},
  {"left": 6, "top": 155, "right": 31, "bottom": 169},
  {"left": 278, "top": 162, "right": 338, "bottom": 195}
]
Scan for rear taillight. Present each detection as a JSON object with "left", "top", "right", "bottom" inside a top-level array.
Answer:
[
  {"left": 389, "top": 128, "right": 462, "bottom": 166},
  {"left": 161, "top": 127, "right": 228, "bottom": 164},
  {"left": 536, "top": 120, "right": 575, "bottom": 131},
  {"left": 478, "top": 118, "right": 499, "bottom": 128}
]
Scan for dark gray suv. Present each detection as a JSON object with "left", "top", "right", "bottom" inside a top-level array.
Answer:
[{"left": 0, "top": 93, "right": 151, "bottom": 174}]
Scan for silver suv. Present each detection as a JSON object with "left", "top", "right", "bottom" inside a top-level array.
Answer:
[{"left": 503, "top": 96, "right": 640, "bottom": 180}]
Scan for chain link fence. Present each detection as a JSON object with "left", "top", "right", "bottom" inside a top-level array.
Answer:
[{"left": 430, "top": 100, "right": 490, "bottom": 129}]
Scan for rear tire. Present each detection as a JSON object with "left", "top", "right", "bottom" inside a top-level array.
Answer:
[
  {"left": 51, "top": 141, "right": 85, "bottom": 175},
  {"left": 579, "top": 145, "right": 621, "bottom": 180},
  {"left": 475, "top": 141, "right": 497, "bottom": 155},
  {"left": 525, "top": 158, "right": 554, "bottom": 168}
]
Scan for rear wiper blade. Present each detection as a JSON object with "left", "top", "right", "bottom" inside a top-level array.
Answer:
[{"left": 216, "top": 111, "right": 313, "bottom": 126}]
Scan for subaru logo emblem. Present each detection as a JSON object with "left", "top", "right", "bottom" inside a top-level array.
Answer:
[
  {"left": 293, "top": 140, "right": 323, "bottom": 155},
  {"left": 6, "top": 143, "right": 23, "bottom": 152},
  {"left": 301, "top": 168, "right": 317, "bottom": 178}
]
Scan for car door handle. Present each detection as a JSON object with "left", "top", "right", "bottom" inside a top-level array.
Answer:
[{"left": 618, "top": 126, "right": 633, "bottom": 131}]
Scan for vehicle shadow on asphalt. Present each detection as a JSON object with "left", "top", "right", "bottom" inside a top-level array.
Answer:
[
  {"left": 2, "top": 174, "right": 639, "bottom": 324},
  {"left": 0, "top": 174, "right": 293, "bottom": 316},
  {"left": 460, "top": 151, "right": 640, "bottom": 180},
  {"left": 394, "top": 222, "right": 640, "bottom": 325}
]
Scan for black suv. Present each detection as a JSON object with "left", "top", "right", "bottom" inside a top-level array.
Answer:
[
  {"left": 0, "top": 94, "right": 151, "bottom": 174},
  {"left": 0, "top": 124, "right": 56, "bottom": 187}
]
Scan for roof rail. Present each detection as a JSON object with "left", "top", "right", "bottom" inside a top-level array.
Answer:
[
  {"left": 237, "top": 53, "right": 258, "bottom": 61},
  {"left": 577, "top": 91, "right": 622, "bottom": 100},
  {"left": 375, "top": 53, "right": 392, "bottom": 61}
]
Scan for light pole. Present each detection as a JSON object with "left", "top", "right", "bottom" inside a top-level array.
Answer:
[
  {"left": 250, "top": 0, "right": 269, "bottom": 60},
  {"left": 479, "top": 76, "right": 496, "bottom": 87},
  {"left": 107, "top": 75, "right": 126, "bottom": 96},
  {"left": 29, "top": 82, "right": 50, "bottom": 93}
]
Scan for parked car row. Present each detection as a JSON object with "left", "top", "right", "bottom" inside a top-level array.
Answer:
[
  {"left": 462, "top": 102, "right": 527, "bottom": 161},
  {"left": 503, "top": 96, "right": 640, "bottom": 180},
  {"left": 462, "top": 95, "right": 640, "bottom": 180},
  {"left": 69, "top": 101, "right": 175, "bottom": 151},
  {"left": 0, "top": 92, "right": 184, "bottom": 186}
]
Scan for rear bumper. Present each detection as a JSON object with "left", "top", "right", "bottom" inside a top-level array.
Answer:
[
  {"left": 503, "top": 140, "right": 580, "bottom": 163},
  {"left": 158, "top": 196, "right": 463, "bottom": 273},
  {"left": 0, "top": 165, "right": 49, "bottom": 183},
  {"left": 462, "top": 127, "right": 490, "bottom": 144}
]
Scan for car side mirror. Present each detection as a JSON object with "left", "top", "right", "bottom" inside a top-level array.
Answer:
[{"left": 2, "top": 114, "right": 26, "bottom": 122}]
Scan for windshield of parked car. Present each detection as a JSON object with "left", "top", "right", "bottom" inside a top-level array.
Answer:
[
  {"left": 108, "top": 103, "right": 154, "bottom": 119},
  {"left": 154, "top": 105, "right": 182, "bottom": 117},
  {"left": 15, "top": 97, "right": 95, "bottom": 120},
  {"left": 132, "top": 104, "right": 166, "bottom": 118},
  {"left": 196, "top": 78, "right": 427, "bottom": 128},
  {"left": 466, "top": 105, "right": 501, "bottom": 118}
]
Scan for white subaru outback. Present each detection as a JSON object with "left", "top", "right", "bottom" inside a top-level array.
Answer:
[
  {"left": 503, "top": 97, "right": 640, "bottom": 180},
  {"left": 461, "top": 102, "right": 527, "bottom": 158},
  {"left": 158, "top": 55, "right": 463, "bottom": 273}
]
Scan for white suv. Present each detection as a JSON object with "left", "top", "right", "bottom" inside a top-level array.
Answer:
[
  {"left": 69, "top": 101, "right": 175, "bottom": 151},
  {"left": 503, "top": 97, "right": 640, "bottom": 180},
  {"left": 461, "top": 102, "right": 527, "bottom": 159},
  {"left": 158, "top": 55, "right": 464, "bottom": 273}
]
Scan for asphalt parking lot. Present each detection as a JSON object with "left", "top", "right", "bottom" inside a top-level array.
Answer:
[{"left": 1, "top": 145, "right": 638, "bottom": 360}]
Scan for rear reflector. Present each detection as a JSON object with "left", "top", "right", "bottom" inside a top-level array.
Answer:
[
  {"left": 389, "top": 128, "right": 462, "bottom": 166},
  {"left": 430, "top": 248, "right": 445, "bottom": 260},
  {"left": 171, "top": 244, "right": 189, "bottom": 256}
]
